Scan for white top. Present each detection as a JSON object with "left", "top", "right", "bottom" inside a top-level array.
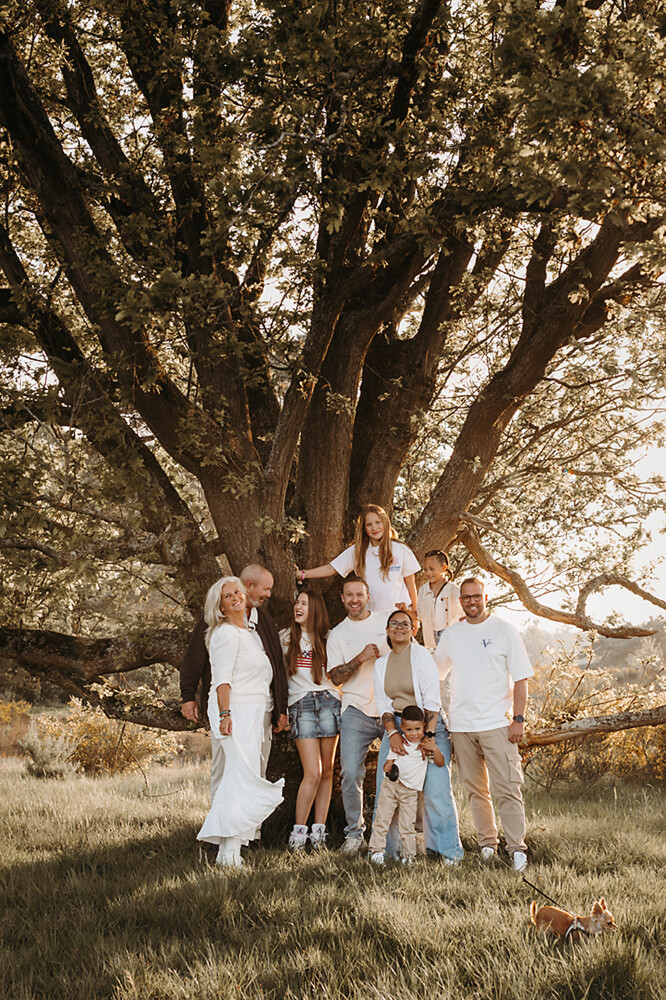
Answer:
[
  {"left": 330, "top": 541, "right": 420, "bottom": 612},
  {"left": 326, "top": 612, "right": 390, "bottom": 717},
  {"left": 207, "top": 622, "right": 273, "bottom": 718},
  {"left": 278, "top": 628, "right": 341, "bottom": 707},
  {"left": 416, "top": 580, "right": 463, "bottom": 650},
  {"left": 386, "top": 742, "right": 429, "bottom": 791},
  {"left": 374, "top": 643, "right": 442, "bottom": 721},
  {"left": 433, "top": 615, "right": 534, "bottom": 732}
]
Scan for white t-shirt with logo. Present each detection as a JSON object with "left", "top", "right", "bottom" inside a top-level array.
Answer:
[
  {"left": 326, "top": 612, "right": 390, "bottom": 717},
  {"left": 433, "top": 615, "right": 533, "bottom": 732},
  {"left": 330, "top": 541, "right": 420, "bottom": 612}
]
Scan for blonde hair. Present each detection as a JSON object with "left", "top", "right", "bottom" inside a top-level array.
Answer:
[
  {"left": 353, "top": 504, "right": 398, "bottom": 582},
  {"left": 203, "top": 576, "right": 246, "bottom": 649}
]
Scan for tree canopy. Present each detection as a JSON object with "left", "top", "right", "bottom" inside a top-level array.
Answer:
[{"left": 2, "top": 0, "right": 666, "bottom": 704}]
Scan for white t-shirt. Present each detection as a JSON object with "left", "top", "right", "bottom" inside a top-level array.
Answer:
[
  {"left": 416, "top": 580, "right": 463, "bottom": 650},
  {"left": 330, "top": 541, "right": 420, "bottom": 612},
  {"left": 433, "top": 615, "right": 533, "bottom": 732},
  {"left": 278, "top": 628, "right": 341, "bottom": 707},
  {"left": 386, "top": 741, "right": 429, "bottom": 791},
  {"left": 326, "top": 612, "right": 390, "bottom": 717}
]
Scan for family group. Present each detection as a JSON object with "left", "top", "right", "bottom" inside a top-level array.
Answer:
[{"left": 180, "top": 504, "right": 533, "bottom": 871}]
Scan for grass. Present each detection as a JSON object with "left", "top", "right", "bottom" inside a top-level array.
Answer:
[{"left": 0, "top": 758, "right": 664, "bottom": 1000}]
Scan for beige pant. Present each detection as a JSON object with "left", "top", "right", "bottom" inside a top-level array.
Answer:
[
  {"left": 369, "top": 779, "right": 419, "bottom": 859},
  {"left": 451, "top": 727, "right": 527, "bottom": 854}
]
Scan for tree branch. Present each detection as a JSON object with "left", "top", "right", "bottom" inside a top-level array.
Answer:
[
  {"left": 460, "top": 526, "right": 658, "bottom": 638},
  {"left": 521, "top": 704, "right": 666, "bottom": 748}
]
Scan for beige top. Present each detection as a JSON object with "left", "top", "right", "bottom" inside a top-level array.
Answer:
[{"left": 383, "top": 644, "right": 416, "bottom": 714}]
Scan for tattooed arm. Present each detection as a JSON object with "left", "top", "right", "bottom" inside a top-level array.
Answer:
[{"left": 328, "top": 643, "right": 379, "bottom": 686}]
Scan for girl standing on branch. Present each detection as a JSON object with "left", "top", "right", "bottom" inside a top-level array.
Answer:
[
  {"left": 296, "top": 504, "right": 420, "bottom": 614},
  {"left": 416, "top": 550, "right": 463, "bottom": 651}
]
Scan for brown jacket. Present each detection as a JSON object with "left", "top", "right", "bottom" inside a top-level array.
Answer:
[{"left": 179, "top": 607, "right": 288, "bottom": 727}]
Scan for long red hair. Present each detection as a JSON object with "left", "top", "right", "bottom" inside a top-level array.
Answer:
[
  {"left": 353, "top": 504, "right": 398, "bottom": 582},
  {"left": 286, "top": 590, "right": 330, "bottom": 684}
]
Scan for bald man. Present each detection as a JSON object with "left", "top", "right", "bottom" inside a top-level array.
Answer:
[{"left": 180, "top": 564, "right": 289, "bottom": 804}]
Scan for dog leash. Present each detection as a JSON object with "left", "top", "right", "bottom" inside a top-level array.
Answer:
[{"left": 493, "top": 854, "right": 564, "bottom": 908}]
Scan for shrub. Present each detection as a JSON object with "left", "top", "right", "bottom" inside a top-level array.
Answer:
[
  {"left": 0, "top": 699, "right": 31, "bottom": 726},
  {"left": 27, "top": 699, "right": 181, "bottom": 775},
  {"left": 19, "top": 721, "right": 80, "bottom": 779},
  {"left": 525, "top": 635, "right": 666, "bottom": 789}
]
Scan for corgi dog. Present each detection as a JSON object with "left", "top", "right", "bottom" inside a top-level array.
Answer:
[{"left": 530, "top": 898, "right": 616, "bottom": 942}]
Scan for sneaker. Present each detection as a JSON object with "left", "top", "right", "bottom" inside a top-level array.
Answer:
[
  {"left": 309, "top": 823, "right": 327, "bottom": 848},
  {"left": 288, "top": 825, "right": 309, "bottom": 850},
  {"left": 481, "top": 847, "right": 498, "bottom": 861},
  {"left": 441, "top": 856, "right": 461, "bottom": 866},
  {"left": 401, "top": 856, "right": 415, "bottom": 866},
  {"left": 340, "top": 836, "right": 364, "bottom": 855},
  {"left": 370, "top": 851, "right": 385, "bottom": 865},
  {"left": 512, "top": 850, "right": 528, "bottom": 872}
]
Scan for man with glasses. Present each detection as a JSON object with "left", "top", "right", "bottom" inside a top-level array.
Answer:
[
  {"left": 434, "top": 576, "right": 533, "bottom": 871},
  {"left": 326, "top": 574, "right": 390, "bottom": 854}
]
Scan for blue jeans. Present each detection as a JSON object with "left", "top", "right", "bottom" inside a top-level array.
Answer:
[
  {"left": 339, "top": 706, "right": 385, "bottom": 839},
  {"left": 376, "top": 715, "right": 463, "bottom": 860}
]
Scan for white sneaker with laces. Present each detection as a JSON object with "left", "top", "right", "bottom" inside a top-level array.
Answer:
[
  {"left": 288, "top": 825, "right": 309, "bottom": 850},
  {"left": 370, "top": 851, "right": 385, "bottom": 865},
  {"left": 309, "top": 823, "right": 327, "bottom": 848},
  {"left": 481, "top": 847, "right": 498, "bottom": 861},
  {"left": 512, "top": 850, "right": 528, "bottom": 872},
  {"left": 340, "top": 836, "right": 364, "bottom": 855}
]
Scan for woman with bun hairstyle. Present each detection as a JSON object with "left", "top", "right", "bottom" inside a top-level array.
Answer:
[
  {"left": 416, "top": 550, "right": 463, "bottom": 651},
  {"left": 279, "top": 590, "right": 340, "bottom": 850},
  {"left": 197, "top": 576, "right": 284, "bottom": 867},
  {"left": 296, "top": 504, "right": 420, "bottom": 613}
]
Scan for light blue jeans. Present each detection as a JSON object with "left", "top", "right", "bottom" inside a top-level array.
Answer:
[
  {"left": 339, "top": 706, "right": 385, "bottom": 839},
  {"left": 375, "top": 714, "right": 464, "bottom": 861}
]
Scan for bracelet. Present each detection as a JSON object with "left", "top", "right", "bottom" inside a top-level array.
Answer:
[
  {"left": 220, "top": 709, "right": 231, "bottom": 718},
  {"left": 299, "top": 570, "right": 305, "bottom": 583},
  {"left": 387, "top": 730, "right": 399, "bottom": 739}
]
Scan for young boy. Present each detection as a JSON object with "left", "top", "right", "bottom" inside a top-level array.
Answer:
[{"left": 368, "top": 704, "right": 445, "bottom": 864}]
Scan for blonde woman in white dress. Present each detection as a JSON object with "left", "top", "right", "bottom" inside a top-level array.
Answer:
[{"left": 197, "top": 576, "right": 284, "bottom": 867}]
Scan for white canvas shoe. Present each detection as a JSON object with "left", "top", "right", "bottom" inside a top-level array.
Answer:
[
  {"left": 340, "top": 836, "right": 364, "bottom": 855},
  {"left": 481, "top": 847, "right": 498, "bottom": 861},
  {"left": 512, "top": 851, "right": 528, "bottom": 872},
  {"left": 370, "top": 851, "right": 385, "bottom": 865}
]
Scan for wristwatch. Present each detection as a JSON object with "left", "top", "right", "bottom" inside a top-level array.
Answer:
[
  {"left": 424, "top": 731, "right": 436, "bottom": 739},
  {"left": 512, "top": 715, "right": 525, "bottom": 723}
]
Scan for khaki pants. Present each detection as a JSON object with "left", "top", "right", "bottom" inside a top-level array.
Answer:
[
  {"left": 451, "top": 727, "right": 527, "bottom": 854},
  {"left": 369, "top": 779, "right": 419, "bottom": 859}
]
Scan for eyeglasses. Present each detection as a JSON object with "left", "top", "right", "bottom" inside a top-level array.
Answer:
[
  {"left": 388, "top": 620, "right": 413, "bottom": 631},
  {"left": 460, "top": 594, "right": 484, "bottom": 602}
]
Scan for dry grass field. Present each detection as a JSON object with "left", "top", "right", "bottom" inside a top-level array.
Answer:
[{"left": 0, "top": 758, "right": 664, "bottom": 1000}]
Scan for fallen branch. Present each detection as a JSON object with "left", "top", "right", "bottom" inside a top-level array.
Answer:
[{"left": 520, "top": 704, "right": 666, "bottom": 748}]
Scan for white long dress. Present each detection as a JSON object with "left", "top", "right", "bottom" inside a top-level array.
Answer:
[{"left": 197, "top": 623, "right": 284, "bottom": 847}]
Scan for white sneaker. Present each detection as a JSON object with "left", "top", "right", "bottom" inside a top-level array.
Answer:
[
  {"left": 288, "top": 825, "right": 309, "bottom": 850},
  {"left": 481, "top": 847, "right": 498, "bottom": 861},
  {"left": 340, "top": 837, "right": 364, "bottom": 855},
  {"left": 309, "top": 823, "right": 327, "bottom": 848},
  {"left": 442, "top": 856, "right": 461, "bottom": 866},
  {"left": 512, "top": 851, "right": 528, "bottom": 872},
  {"left": 401, "top": 856, "right": 415, "bottom": 866},
  {"left": 370, "top": 851, "right": 385, "bottom": 865}
]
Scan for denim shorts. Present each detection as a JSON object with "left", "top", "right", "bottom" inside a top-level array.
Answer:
[{"left": 289, "top": 691, "right": 341, "bottom": 741}]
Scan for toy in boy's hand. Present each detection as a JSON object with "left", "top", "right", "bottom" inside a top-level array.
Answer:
[
  {"left": 385, "top": 762, "right": 400, "bottom": 782},
  {"left": 530, "top": 898, "right": 616, "bottom": 942}
]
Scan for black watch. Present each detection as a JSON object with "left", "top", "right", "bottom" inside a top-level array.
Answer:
[
  {"left": 512, "top": 715, "right": 525, "bottom": 723},
  {"left": 424, "top": 731, "right": 436, "bottom": 739}
]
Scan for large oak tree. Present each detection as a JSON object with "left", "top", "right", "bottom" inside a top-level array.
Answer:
[{"left": 1, "top": 0, "right": 666, "bottom": 716}]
